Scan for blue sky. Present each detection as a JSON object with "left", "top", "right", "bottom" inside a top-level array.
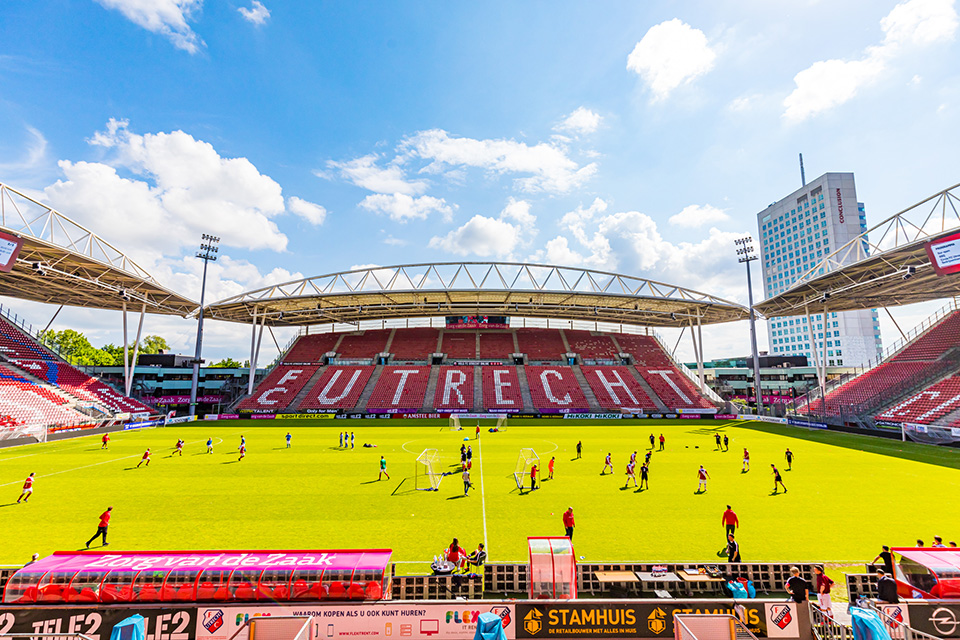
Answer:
[{"left": 1, "top": 0, "right": 959, "bottom": 362}]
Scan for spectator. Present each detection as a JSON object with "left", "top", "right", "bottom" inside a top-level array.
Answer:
[
  {"left": 951, "top": 541, "right": 957, "bottom": 548},
  {"left": 445, "top": 538, "right": 466, "bottom": 568},
  {"left": 933, "top": 536, "right": 946, "bottom": 548},
  {"left": 467, "top": 543, "right": 486, "bottom": 568},
  {"left": 24, "top": 553, "right": 39, "bottom": 566},
  {"left": 916, "top": 539, "right": 925, "bottom": 547},
  {"left": 876, "top": 569, "right": 899, "bottom": 604},
  {"left": 726, "top": 534, "right": 741, "bottom": 563},
  {"left": 814, "top": 566, "right": 834, "bottom": 613},
  {"left": 563, "top": 507, "right": 575, "bottom": 539},
  {"left": 872, "top": 546, "right": 894, "bottom": 574},
  {"left": 786, "top": 567, "right": 808, "bottom": 603}
]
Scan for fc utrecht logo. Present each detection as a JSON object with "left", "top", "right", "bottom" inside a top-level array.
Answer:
[
  {"left": 203, "top": 610, "right": 224, "bottom": 633},
  {"left": 770, "top": 605, "right": 793, "bottom": 630}
]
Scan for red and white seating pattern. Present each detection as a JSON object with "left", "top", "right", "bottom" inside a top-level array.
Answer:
[
  {"left": 525, "top": 366, "right": 588, "bottom": 411},
  {"left": 335, "top": 330, "right": 391, "bottom": 359},
  {"left": 877, "top": 376, "right": 960, "bottom": 425},
  {"left": 581, "top": 366, "right": 656, "bottom": 410},
  {"left": 516, "top": 329, "right": 567, "bottom": 361},
  {"left": 0, "top": 318, "right": 55, "bottom": 361},
  {"left": 298, "top": 366, "right": 374, "bottom": 410},
  {"left": 238, "top": 365, "right": 319, "bottom": 410},
  {"left": 390, "top": 328, "right": 440, "bottom": 360},
  {"left": 0, "top": 365, "right": 90, "bottom": 427},
  {"left": 13, "top": 359, "right": 153, "bottom": 413},
  {"left": 481, "top": 367, "right": 524, "bottom": 412},
  {"left": 478, "top": 332, "right": 515, "bottom": 359},
  {"left": 566, "top": 331, "right": 619, "bottom": 360},
  {"left": 637, "top": 367, "right": 712, "bottom": 410},
  {"left": 366, "top": 366, "right": 431, "bottom": 411},
  {"left": 433, "top": 366, "right": 474, "bottom": 412},
  {"left": 806, "top": 361, "right": 936, "bottom": 416},
  {"left": 615, "top": 334, "right": 672, "bottom": 366},
  {"left": 441, "top": 332, "right": 477, "bottom": 359},
  {"left": 283, "top": 333, "right": 341, "bottom": 363}
]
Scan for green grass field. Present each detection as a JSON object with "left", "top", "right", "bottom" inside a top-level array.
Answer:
[{"left": 1, "top": 418, "right": 958, "bottom": 574}]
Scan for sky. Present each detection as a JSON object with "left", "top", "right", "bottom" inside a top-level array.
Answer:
[{"left": 0, "top": 0, "right": 958, "bottom": 364}]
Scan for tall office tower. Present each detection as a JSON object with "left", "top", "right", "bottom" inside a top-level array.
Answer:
[{"left": 757, "top": 172, "right": 882, "bottom": 368}]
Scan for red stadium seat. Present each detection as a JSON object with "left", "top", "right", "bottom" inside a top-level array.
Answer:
[
  {"left": 347, "top": 583, "right": 366, "bottom": 600},
  {"left": 233, "top": 582, "right": 256, "bottom": 600},
  {"left": 364, "top": 581, "right": 382, "bottom": 600},
  {"left": 136, "top": 585, "right": 160, "bottom": 602},
  {"left": 365, "top": 366, "right": 431, "bottom": 412},
  {"left": 525, "top": 366, "right": 588, "bottom": 412},
  {"left": 433, "top": 366, "right": 474, "bottom": 411},
  {"left": 196, "top": 582, "right": 217, "bottom": 600},
  {"left": 297, "top": 367, "right": 374, "bottom": 411},
  {"left": 327, "top": 581, "right": 348, "bottom": 600}
]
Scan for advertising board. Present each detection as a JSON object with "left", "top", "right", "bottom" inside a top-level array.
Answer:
[{"left": 925, "top": 230, "right": 960, "bottom": 276}]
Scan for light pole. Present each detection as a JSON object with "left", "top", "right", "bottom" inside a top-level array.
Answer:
[
  {"left": 188, "top": 234, "right": 219, "bottom": 416},
  {"left": 735, "top": 236, "right": 764, "bottom": 415}
]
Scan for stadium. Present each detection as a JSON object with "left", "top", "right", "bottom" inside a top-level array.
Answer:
[{"left": 0, "top": 173, "right": 959, "bottom": 640}]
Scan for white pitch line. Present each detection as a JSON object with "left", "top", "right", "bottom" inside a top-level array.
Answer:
[{"left": 478, "top": 437, "right": 488, "bottom": 556}]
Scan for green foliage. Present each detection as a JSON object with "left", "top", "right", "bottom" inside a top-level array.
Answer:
[
  {"left": 38, "top": 329, "right": 113, "bottom": 366},
  {"left": 210, "top": 358, "right": 243, "bottom": 368}
]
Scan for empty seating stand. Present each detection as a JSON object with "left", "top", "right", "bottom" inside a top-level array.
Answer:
[
  {"left": 0, "top": 365, "right": 90, "bottom": 428},
  {"left": 525, "top": 366, "right": 588, "bottom": 412},
  {"left": 566, "top": 331, "right": 619, "bottom": 361},
  {"left": 515, "top": 329, "right": 567, "bottom": 361},
  {"left": 283, "top": 333, "right": 341, "bottom": 363},
  {"left": 440, "top": 331, "right": 477, "bottom": 359},
  {"left": 877, "top": 375, "right": 960, "bottom": 424},
  {"left": 390, "top": 328, "right": 440, "bottom": 361},
  {"left": 477, "top": 332, "right": 515, "bottom": 360},
  {"left": 366, "top": 366, "right": 431, "bottom": 412},
  {"left": 335, "top": 330, "right": 391, "bottom": 360},
  {"left": 581, "top": 366, "right": 656, "bottom": 410},
  {"left": 637, "top": 367, "right": 713, "bottom": 410},
  {"left": 238, "top": 365, "right": 319, "bottom": 411},
  {"left": 480, "top": 366, "right": 524, "bottom": 412},
  {"left": 298, "top": 366, "right": 374, "bottom": 410},
  {"left": 433, "top": 366, "right": 474, "bottom": 411},
  {"left": 614, "top": 334, "right": 672, "bottom": 366}
]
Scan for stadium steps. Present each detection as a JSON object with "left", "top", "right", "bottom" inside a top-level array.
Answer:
[
  {"left": 571, "top": 365, "right": 603, "bottom": 412},
  {"left": 353, "top": 365, "right": 384, "bottom": 413},
  {"left": 475, "top": 331, "right": 481, "bottom": 357},
  {"left": 608, "top": 334, "right": 624, "bottom": 356},
  {"left": 289, "top": 367, "right": 329, "bottom": 410},
  {"left": 473, "top": 365, "right": 483, "bottom": 411},
  {"left": 514, "top": 365, "right": 536, "bottom": 413},
  {"left": 422, "top": 366, "right": 441, "bottom": 412},
  {"left": 511, "top": 329, "right": 520, "bottom": 354},
  {"left": 558, "top": 329, "right": 572, "bottom": 354},
  {"left": 383, "top": 329, "right": 396, "bottom": 356},
  {"left": 434, "top": 330, "right": 444, "bottom": 355},
  {"left": 939, "top": 403, "right": 960, "bottom": 427},
  {"left": 626, "top": 367, "right": 669, "bottom": 412}
]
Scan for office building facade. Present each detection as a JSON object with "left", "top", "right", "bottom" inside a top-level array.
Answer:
[{"left": 757, "top": 172, "right": 882, "bottom": 368}]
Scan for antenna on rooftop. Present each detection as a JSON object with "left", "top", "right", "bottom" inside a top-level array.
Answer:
[{"left": 799, "top": 153, "right": 806, "bottom": 187}]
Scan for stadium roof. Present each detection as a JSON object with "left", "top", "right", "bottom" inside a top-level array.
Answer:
[
  {"left": 756, "top": 183, "right": 960, "bottom": 318},
  {"left": 202, "top": 262, "right": 750, "bottom": 328},
  {"left": 0, "top": 183, "right": 197, "bottom": 316}
]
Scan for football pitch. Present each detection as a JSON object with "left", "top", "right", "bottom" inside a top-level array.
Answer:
[{"left": 1, "top": 418, "right": 958, "bottom": 572}]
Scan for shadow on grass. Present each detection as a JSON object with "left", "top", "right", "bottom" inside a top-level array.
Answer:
[
  {"left": 447, "top": 495, "right": 467, "bottom": 500},
  {"left": 737, "top": 421, "right": 960, "bottom": 470},
  {"left": 360, "top": 479, "right": 382, "bottom": 485},
  {"left": 0, "top": 502, "right": 20, "bottom": 507},
  {"left": 221, "top": 460, "right": 238, "bottom": 465}
]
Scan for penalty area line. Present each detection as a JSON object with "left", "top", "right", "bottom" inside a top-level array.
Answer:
[{"left": 478, "top": 438, "right": 488, "bottom": 557}]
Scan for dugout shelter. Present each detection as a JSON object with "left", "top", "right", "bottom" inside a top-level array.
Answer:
[
  {"left": 892, "top": 547, "right": 960, "bottom": 599},
  {"left": 528, "top": 537, "right": 576, "bottom": 600}
]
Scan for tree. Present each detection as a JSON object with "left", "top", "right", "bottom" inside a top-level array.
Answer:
[
  {"left": 101, "top": 335, "right": 171, "bottom": 366},
  {"left": 38, "top": 329, "right": 114, "bottom": 366},
  {"left": 140, "top": 335, "right": 170, "bottom": 354},
  {"left": 210, "top": 358, "right": 243, "bottom": 368}
]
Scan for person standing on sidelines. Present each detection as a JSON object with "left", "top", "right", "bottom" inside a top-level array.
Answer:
[
  {"left": 786, "top": 567, "right": 809, "bottom": 604},
  {"left": 872, "top": 546, "right": 894, "bottom": 574},
  {"left": 285, "top": 432, "right": 292, "bottom": 448},
  {"left": 742, "top": 448, "right": 750, "bottom": 472},
  {"left": 649, "top": 433, "right": 655, "bottom": 449},
  {"left": 17, "top": 473, "right": 35, "bottom": 504},
  {"left": 136, "top": 448, "right": 151, "bottom": 468},
  {"left": 462, "top": 466, "right": 471, "bottom": 496},
  {"left": 476, "top": 424, "right": 481, "bottom": 440},
  {"left": 529, "top": 463, "right": 538, "bottom": 492},
  {"left": 726, "top": 534, "right": 741, "bottom": 563},
  {"left": 548, "top": 456, "right": 555, "bottom": 480},
  {"left": 814, "top": 566, "right": 834, "bottom": 613},
  {"left": 697, "top": 465, "right": 710, "bottom": 493},
  {"left": 659, "top": 434, "right": 665, "bottom": 450},
  {"left": 86, "top": 507, "right": 112, "bottom": 548},
  {"left": 722, "top": 505, "right": 739, "bottom": 537},
  {"left": 601, "top": 453, "right": 613, "bottom": 475},
  {"left": 723, "top": 434, "right": 729, "bottom": 452},
  {"left": 785, "top": 448, "right": 794, "bottom": 471},
  {"left": 771, "top": 464, "right": 787, "bottom": 493},
  {"left": 563, "top": 507, "right": 575, "bottom": 539},
  {"left": 575, "top": 441, "right": 582, "bottom": 459},
  {"left": 101, "top": 433, "right": 110, "bottom": 450},
  {"left": 379, "top": 456, "right": 390, "bottom": 480}
]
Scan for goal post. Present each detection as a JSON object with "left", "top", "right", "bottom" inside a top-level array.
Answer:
[
  {"left": 513, "top": 448, "right": 539, "bottom": 490},
  {"left": 449, "top": 415, "right": 463, "bottom": 431},
  {"left": 495, "top": 415, "right": 508, "bottom": 432},
  {"left": 415, "top": 448, "right": 443, "bottom": 491}
]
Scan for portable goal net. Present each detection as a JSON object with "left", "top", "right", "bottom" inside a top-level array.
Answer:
[
  {"left": 513, "top": 448, "right": 539, "bottom": 490},
  {"left": 415, "top": 448, "right": 444, "bottom": 491},
  {"left": 449, "top": 415, "right": 463, "bottom": 430}
]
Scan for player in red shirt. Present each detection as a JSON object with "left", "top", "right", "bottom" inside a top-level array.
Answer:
[
  {"left": 101, "top": 433, "right": 110, "bottom": 450},
  {"left": 659, "top": 434, "right": 665, "bottom": 450},
  {"left": 476, "top": 424, "right": 481, "bottom": 440},
  {"left": 238, "top": 444, "right": 246, "bottom": 461},
  {"left": 697, "top": 465, "right": 710, "bottom": 493},
  {"left": 86, "top": 506, "right": 112, "bottom": 548},
  {"left": 548, "top": 456, "right": 555, "bottom": 480},
  {"left": 601, "top": 453, "right": 613, "bottom": 475},
  {"left": 722, "top": 505, "right": 739, "bottom": 537},
  {"left": 174, "top": 439, "right": 184, "bottom": 456},
  {"left": 136, "top": 448, "right": 151, "bottom": 468},
  {"left": 563, "top": 507, "right": 575, "bottom": 539},
  {"left": 17, "top": 473, "right": 35, "bottom": 503},
  {"left": 624, "top": 461, "right": 637, "bottom": 488},
  {"left": 528, "top": 464, "right": 538, "bottom": 492},
  {"left": 742, "top": 448, "right": 750, "bottom": 472}
]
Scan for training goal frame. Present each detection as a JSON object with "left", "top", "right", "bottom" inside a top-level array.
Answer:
[
  {"left": 415, "top": 448, "right": 444, "bottom": 491},
  {"left": 513, "top": 448, "right": 540, "bottom": 490},
  {"left": 451, "top": 415, "right": 508, "bottom": 431}
]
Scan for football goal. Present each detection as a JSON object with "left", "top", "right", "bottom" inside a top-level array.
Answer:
[
  {"left": 415, "top": 449, "right": 444, "bottom": 491},
  {"left": 513, "top": 448, "right": 539, "bottom": 490},
  {"left": 449, "top": 415, "right": 463, "bottom": 430}
]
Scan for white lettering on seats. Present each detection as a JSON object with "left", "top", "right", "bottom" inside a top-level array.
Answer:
[
  {"left": 442, "top": 369, "right": 466, "bottom": 404},
  {"left": 391, "top": 369, "right": 419, "bottom": 405},
  {"left": 595, "top": 370, "right": 639, "bottom": 406},
  {"left": 541, "top": 369, "right": 572, "bottom": 405},
  {"left": 317, "top": 369, "right": 363, "bottom": 405},
  {"left": 650, "top": 370, "right": 691, "bottom": 404},
  {"left": 493, "top": 369, "right": 514, "bottom": 405},
  {"left": 256, "top": 369, "right": 304, "bottom": 405}
]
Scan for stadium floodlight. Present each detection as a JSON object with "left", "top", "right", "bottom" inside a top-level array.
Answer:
[
  {"left": 735, "top": 236, "right": 763, "bottom": 415},
  {"left": 189, "top": 234, "right": 220, "bottom": 417}
]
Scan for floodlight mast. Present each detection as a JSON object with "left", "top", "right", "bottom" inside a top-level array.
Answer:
[
  {"left": 735, "top": 237, "right": 764, "bottom": 415},
  {"left": 188, "top": 234, "right": 219, "bottom": 417}
]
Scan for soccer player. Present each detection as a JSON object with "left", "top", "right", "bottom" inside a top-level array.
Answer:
[
  {"left": 467, "top": 446, "right": 473, "bottom": 464},
  {"left": 649, "top": 433, "right": 655, "bottom": 449},
  {"left": 784, "top": 448, "right": 794, "bottom": 471},
  {"left": 548, "top": 456, "right": 555, "bottom": 480},
  {"left": 630, "top": 450, "right": 637, "bottom": 465},
  {"left": 476, "top": 424, "right": 481, "bottom": 440},
  {"left": 101, "top": 433, "right": 110, "bottom": 449},
  {"left": 658, "top": 434, "right": 665, "bottom": 451},
  {"left": 562, "top": 507, "right": 575, "bottom": 539},
  {"left": 722, "top": 505, "right": 739, "bottom": 537},
  {"left": 771, "top": 464, "right": 787, "bottom": 493},
  {"left": 462, "top": 467, "right": 471, "bottom": 496},
  {"left": 529, "top": 464, "right": 538, "bottom": 491},
  {"left": 742, "top": 448, "right": 750, "bottom": 472},
  {"left": 644, "top": 450, "right": 652, "bottom": 465},
  {"left": 174, "top": 439, "right": 184, "bottom": 456},
  {"left": 206, "top": 437, "right": 214, "bottom": 454},
  {"left": 575, "top": 441, "right": 582, "bottom": 459},
  {"left": 624, "top": 460, "right": 637, "bottom": 488},
  {"left": 639, "top": 462, "right": 649, "bottom": 490},
  {"left": 339, "top": 432, "right": 344, "bottom": 448},
  {"left": 351, "top": 432, "right": 355, "bottom": 449},
  {"left": 239, "top": 435, "right": 245, "bottom": 450},
  {"left": 238, "top": 444, "right": 246, "bottom": 461},
  {"left": 714, "top": 433, "right": 722, "bottom": 450},
  {"left": 136, "top": 448, "right": 151, "bottom": 468},
  {"left": 723, "top": 434, "right": 729, "bottom": 452},
  {"left": 601, "top": 453, "right": 613, "bottom": 475},
  {"left": 379, "top": 456, "right": 390, "bottom": 480},
  {"left": 85, "top": 507, "right": 112, "bottom": 548},
  {"left": 697, "top": 465, "right": 710, "bottom": 493},
  {"left": 17, "top": 473, "right": 35, "bottom": 503},
  {"left": 285, "top": 432, "right": 292, "bottom": 448}
]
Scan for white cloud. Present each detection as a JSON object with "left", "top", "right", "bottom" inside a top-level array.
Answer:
[
  {"left": 626, "top": 19, "right": 717, "bottom": 101},
  {"left": 287, "top": 196, "right": 326, "bottom": 225},
  {"left": 359, "top": 193, "right": 454, "bottom": 223},
  {"left": 554, "top": 107, "right": 602, "bottom": 135},
  {"left": 94, "top": 0, "right": 204, "bottom": 53},
  {"left": 326, "top": 154, "right": 427, "bottom": 196},
  {"left": 401, "top": 129, "right": 597, "bottom": 194},
  {"left": 783, "top": 0, "right": 958, "bottom": 121},
  {"left": 668, "top": 204, "right": 730, "bottom": 228},
  {"left": 429, "top": 198, "right": 536, "bottom": 258},
  {"left": 238, "top": 0, "right": 270, "bottom": 25},
  {"left": 383, "top": 235, "right": 407, "bottom": 246}
]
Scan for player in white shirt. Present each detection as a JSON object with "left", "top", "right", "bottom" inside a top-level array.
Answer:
[
  {"left": 697, "top": 465, "right": 710, "bottom": 493},
  {"left": 624, "top": 461, "right": 637, "bottom": 488},
  {"left": 601, "top": 453, "right": 614, "bottom": 475}
]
